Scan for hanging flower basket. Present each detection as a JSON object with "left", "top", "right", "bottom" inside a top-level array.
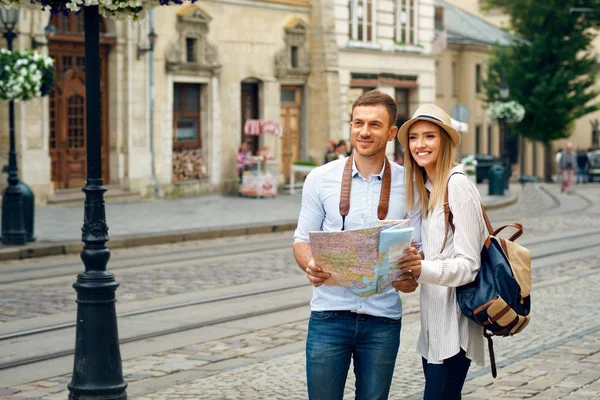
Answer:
[
  {"left": 0, "top": 0, "right": 196, "bottom": 20},
  {"left": 487, "top": 100, "right": 526, "bottom": 123},
  {"left": 0, "top": 49, "right": 55, "bottom": 101}
]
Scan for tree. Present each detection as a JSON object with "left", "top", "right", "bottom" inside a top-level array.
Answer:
[{"left": 482, "top": 0, "right": 600, "bottom": 181}]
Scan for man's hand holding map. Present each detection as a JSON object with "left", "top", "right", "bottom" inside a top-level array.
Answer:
[{"left": 309, "top": 220, "right": 415, "bottom": 297}]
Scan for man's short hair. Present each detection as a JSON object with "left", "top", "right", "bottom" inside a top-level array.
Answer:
[{"left": 352, "top": 90, "right": 398, "bottom": 128}]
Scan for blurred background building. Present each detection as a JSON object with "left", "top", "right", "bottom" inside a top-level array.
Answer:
[{"left": 0, "top": 0, "right": 598, "bottom": 203}]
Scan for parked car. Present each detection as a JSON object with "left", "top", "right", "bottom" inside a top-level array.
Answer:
[
  {"left": 587, "top": 149, "right": 600, "bottom": 182},
  {"left": 461, "top": 154, "right": 502, "bottom": 183}
]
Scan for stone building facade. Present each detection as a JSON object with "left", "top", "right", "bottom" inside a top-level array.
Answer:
[
  {"left": 332, "top": 0, "right": 437, "bottom": 159},
  {"left": 0, "top": 0, "right": 326, "bottom": 202}
]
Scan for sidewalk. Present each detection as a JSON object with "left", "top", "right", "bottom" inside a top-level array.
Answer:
[{"left": 0, "top": 183, "right": 518, "bottom": 261}]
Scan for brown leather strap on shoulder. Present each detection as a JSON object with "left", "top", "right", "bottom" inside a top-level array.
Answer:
[
  {"left": 339, "top": 156, "right": 353, "bottom": 218},
  {"left": 339, "top": 155, "right": 391, "bottom": 229},
  {"left": 378, "top": 158, "right": 391, "bottom": 220}
]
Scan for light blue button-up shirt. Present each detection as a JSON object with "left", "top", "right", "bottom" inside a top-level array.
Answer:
[{"left": 293, "top": 157, "right": 422, "bottom": 319}]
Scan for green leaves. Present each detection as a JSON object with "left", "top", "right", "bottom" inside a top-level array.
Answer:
[{"left": 482, "top": 0, "right": 600, "bottom": 145}]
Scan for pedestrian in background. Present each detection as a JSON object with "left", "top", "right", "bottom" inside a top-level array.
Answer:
[
  {"left": 293, "top": 90, "right": 422, "bottom": 400},
  {"left": 395, "top": 104, "right": 486, "bottom": 399},
  {"left": 336, "top": 139, "right": 350, "bottom": 159},
  {"left": 560, "top": 143, "right": 577, "bottom": 193},
  {"left": 323, "top": 139, "right": 337, "bottom": 164},
  {"left": 555, "top": 149, "right": 563, "bottom": 183},
  {"left": 236, "top": 142, "right": 252, "bottom": 183},
  {"left": 576, "top": 149, "right": 590, "bottom": 184}
]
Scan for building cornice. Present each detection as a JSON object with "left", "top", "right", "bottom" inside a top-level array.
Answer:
[{"left": 209, "top": 0, "right": 310, "bottom": 12}]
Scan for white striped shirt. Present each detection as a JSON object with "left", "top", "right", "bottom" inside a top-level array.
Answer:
[{"left": 416, "top": 165, "right": 486, "bottom": 365}]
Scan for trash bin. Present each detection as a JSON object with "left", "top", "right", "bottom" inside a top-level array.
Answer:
[
  {"left": 488, "top": 164, "right": 505, "bottom": 196},
  {"left": 18, "top": 181, "right": 36, "bottom": 242}
]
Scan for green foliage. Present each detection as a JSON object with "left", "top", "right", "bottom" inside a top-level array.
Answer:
[
  {"left": 293, "top": 160, "right": 319, "bottom": 167},
  {"left": 481, "top": 0, "right": 600, "bottom": 145}
]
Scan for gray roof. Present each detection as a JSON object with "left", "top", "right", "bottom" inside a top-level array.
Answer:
[{"left": 440, "top": 1, "right": 513, "bottom": 47}]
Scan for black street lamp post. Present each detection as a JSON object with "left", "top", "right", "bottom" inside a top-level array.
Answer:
[
  {"left": 499, "top": 78, "right": 510, "bottom": 190},
  {"left": 1, "top": 8, "right": 27, "bottom": 246},
  {"left": 67, "top": 6, "right": 127, "bottom": 400}
]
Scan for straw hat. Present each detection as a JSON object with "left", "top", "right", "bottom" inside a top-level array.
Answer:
[{"left": 397, "top": 104, "right": 461, "bottom": 148}]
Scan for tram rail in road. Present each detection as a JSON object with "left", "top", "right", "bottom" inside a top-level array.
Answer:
[{"left": 1, "top": 229, "right": 599, "bottom": 373}]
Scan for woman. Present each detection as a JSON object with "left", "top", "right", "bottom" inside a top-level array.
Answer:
[{"left": 395, "top": 104, "right": 486, "bottom": 399}]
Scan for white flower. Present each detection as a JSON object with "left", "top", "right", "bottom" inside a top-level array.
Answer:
[{"left": 487, "top": 100, "right": 526, "bottom": 123}]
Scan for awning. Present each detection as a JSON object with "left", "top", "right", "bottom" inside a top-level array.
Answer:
[
  {"left": 451, "top": 118, "right": 468, "bottom": 133},
  {"left": 243, "top": 119, "right": 283, "bottom": 136}
]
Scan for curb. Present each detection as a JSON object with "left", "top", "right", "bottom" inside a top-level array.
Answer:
[
  {"left": 0, "top": 191, "right": 519, "bottom": 262},
  {"left": 483, "top": 190, "right": 519, "bottom": 210},
  {"left": 0, "top": 221, "right": 298, "bottom": 262}
]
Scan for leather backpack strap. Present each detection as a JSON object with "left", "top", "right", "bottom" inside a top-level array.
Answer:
[
  {"left": 377, "top": 158, "right": 391, "bottom": 220},
  {"left": 441, "top": 172, "right": 494, "bottom": 252},
  {"left": 339, "top": 156, "right": 392, "bottom": 230},
  {"left": 339, "top": 156, "right": 354, "bottom": 230},
  {"left": 484, "top": 330, "right": 498, "bottom": 378},
  {"left": 493, "top": 223, "right": 524, "bottom": 242}
]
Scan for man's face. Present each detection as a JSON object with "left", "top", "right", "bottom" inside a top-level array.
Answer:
[{"left": 350, "top": 105, "right": 397, "bottom": 158}]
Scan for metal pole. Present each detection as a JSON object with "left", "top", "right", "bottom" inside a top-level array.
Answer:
[
  {"left": 68, "top": 6, "right": 127, "bottom": 399},
  {"left": 503, "top": 118, "right": 510, "bottom": 189},
  {"left": 1, "top": 27, "right": 26, "bottom": 245},
  {"left": 148, "top": 11, "right": 158, "bottom": 199}
]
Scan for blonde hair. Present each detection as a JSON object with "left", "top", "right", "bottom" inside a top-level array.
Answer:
[{"left": 405, "top": 126, "right": 456, "bottom": 217}]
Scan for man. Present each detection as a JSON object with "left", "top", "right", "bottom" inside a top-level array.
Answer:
[
  {"left": 293, "top": 90, "right": 422, "bottom": 400},
  {"left": 559, "top": 143, "right": 577, "bottom": 192},
  {"left": 576, "top": 149, "right": 590, "bottom": 184}
]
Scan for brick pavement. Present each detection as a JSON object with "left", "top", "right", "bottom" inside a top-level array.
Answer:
[
  {"left": 3, "top": 183, "right": 598, "bottom": 323},
  {"left": 0, "top": 247, "right": 302, "bottom": 322},
  {"left": 4, "top": 254, "right": 599, "bottom": 400}
]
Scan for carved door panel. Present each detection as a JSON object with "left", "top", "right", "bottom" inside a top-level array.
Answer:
[
  {"left": 49, "top": 42, "right": 110, "bottom": 189},
  {"left": 60, "top": 71, "right": 87, "bottom": 188},
  {"left": 280, "top": 86, "right": 302, "bottom": 183}
]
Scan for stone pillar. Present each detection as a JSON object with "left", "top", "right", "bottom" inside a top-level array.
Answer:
[
  {"left": 307, "top": 0, "right": 341, "bottom": 164},
  {"left": 210, "top": 75, "right": 221, "bottom": 186},
  {"left": 220, "top": 81, "right": 241, "bottom": 192},
  {"left": 125, "top": 21, "right": 152, "bottom": 194},
  {"left": 109, "top": 21, "right": 127, "bottom": 188}
]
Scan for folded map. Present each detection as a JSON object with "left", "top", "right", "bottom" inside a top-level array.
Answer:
[{"left": 309, "top": 221, "right": 414, "bottom": 297}]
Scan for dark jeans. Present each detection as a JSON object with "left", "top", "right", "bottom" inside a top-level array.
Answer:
[
  {"left": 422, "top": 349, "right": 471, "bottom": 400},
  {"left": 306, "top": 311, "right": 402, "bottom": 400}
]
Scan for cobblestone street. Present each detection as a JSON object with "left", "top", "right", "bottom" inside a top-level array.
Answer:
[{"left": 1, "top": 183, "right": 599, "bottom": 399}]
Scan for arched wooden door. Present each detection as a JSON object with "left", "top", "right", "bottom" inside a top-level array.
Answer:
[
  {"left": 280, "top": 86, "right": 302, "bottom": 183},
  {"left": 48, "top": 13, "right": 112, "bottom": 189}
]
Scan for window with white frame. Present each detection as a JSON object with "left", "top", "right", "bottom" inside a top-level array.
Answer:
[
  {"left": 395, "top": 0, "right": 418, "bottom": 46},
  {"left": 348, "top": 0, "right": 376, "bottom": 43}
]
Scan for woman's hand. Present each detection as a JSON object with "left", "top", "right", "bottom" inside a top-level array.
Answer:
[{"left": 397, "top": 246, "right": 423, "bottom": 280}]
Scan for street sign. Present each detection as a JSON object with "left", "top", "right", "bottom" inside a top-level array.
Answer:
[{"left": 451, "top": 103, "right": 469, "bottom": 122}]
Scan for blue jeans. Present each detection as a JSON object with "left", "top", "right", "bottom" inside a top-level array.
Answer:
[
  {"left": 422, "top": 349, "right": 471, "bottom": 400},
  {"left": 576, "top": 168, "right": 587, "bottom": 183},
  {"left": 306, "top": 311, "right": 402, "bottom": 400}
]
